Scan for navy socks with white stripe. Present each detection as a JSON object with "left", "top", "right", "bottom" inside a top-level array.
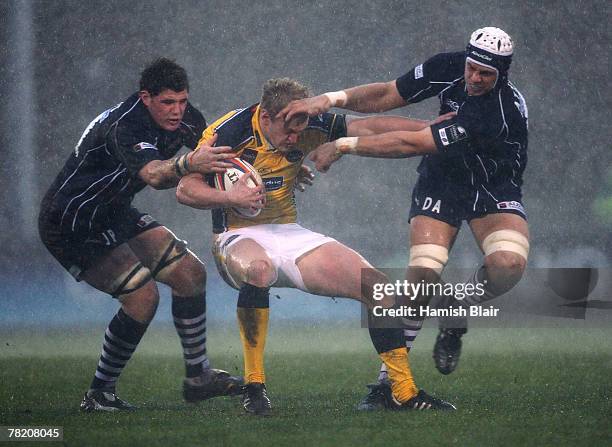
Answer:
[
  {"left": 172, "top": 294, "right": 209, "bottom": 378},
  {"left": 90, "top": 308, "right": 148, "bottom": 391}
]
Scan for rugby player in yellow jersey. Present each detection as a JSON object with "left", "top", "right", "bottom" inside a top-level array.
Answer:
[{"left": 176, "top": 78, "right": 455, "bottom": 415}]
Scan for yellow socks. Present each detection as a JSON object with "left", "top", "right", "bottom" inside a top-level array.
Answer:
[
  {"left": 379, "top": 347, "right": 418, "bottom": 403},
  {"left": 237, "top": 307, "right": 269, "bottom": 384}
]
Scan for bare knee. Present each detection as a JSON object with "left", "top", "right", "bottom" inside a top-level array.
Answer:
[
  {"left": 486, "top": 251, "right": 525, "bottom": 275},
  {"left": 177, "top": 258, "right": 207, "bottom": 295},
  {"left": 246, "top": 259, "right": 276, "bottom": 288},
  {"left": 407, "top": 266, "right": 441, "bottom": 284},
  {"left": 484, "top": 251, "right": 526, "bottom": 294},
  {"left": 120, "top": 280, "right": 160, "bottom": 323},
  {"left": 480, "top": 229, "right": 529, "bottom": 295},
  {"left": 359, "top": 267, "right": 391, "bottom": 307},
  {"left": 157, "top": 254, "right": 207, "bottom": 296}
]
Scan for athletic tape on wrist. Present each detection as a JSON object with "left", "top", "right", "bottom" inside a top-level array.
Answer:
[
  {"left": 335, "top": 137, "right": 359, "bottom": 155},
  {"left": 174, "top": 153, "right": 190, "bottom": 177},
  {"left": 324, "top": 90, "right": 348, "bottom": 107}
]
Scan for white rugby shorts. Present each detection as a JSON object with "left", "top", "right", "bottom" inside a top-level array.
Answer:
[{"left": 213, "top": 223, "right": 336, "bottom": 291}]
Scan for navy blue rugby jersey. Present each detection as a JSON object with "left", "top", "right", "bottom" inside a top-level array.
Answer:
[
  {"left": 40, "top": 93, "right": 205, "bottom": 232},
  {"left": 396, "top": 52, "right": 528, "bottom": 189}
]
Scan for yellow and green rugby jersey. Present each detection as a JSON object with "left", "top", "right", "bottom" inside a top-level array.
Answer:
[{"left": 197, "top": 104, "right": 346, "bottom": 233}]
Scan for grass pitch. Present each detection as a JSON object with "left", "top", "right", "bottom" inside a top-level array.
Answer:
[{"left": 1, "top": 324, "right": 611, "bottom": 446}]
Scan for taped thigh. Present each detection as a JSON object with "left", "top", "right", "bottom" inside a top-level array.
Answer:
[
  {"left": 109, "top": 262, "right": 152, "bottom": 298},
  {"left": 482, "top": 230, "right": 529, "bottom": 261},
  {"left": 150, "top": 237, "right": 189, "bottom": 279}
]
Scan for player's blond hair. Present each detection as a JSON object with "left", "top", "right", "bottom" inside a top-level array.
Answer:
[{"left": 261, "top": 78, "right": 310, "bottom": 117}]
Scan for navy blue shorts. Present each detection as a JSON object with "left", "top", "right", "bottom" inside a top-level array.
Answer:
[
  {"left": 39, "top": 206, "right": 161, "bottom": 280},
  {"left": 408, "top": 174, "right": 526, "bottom": 228}
]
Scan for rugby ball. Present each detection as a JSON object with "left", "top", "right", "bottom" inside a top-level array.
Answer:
[{"left": 213, "top": 158, "right": 264, "bottom": 218}]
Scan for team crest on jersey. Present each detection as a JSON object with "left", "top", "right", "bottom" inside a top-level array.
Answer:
[
  {"left": 497, "top": 201, "right": 525, "bottom": 214},
  {"left": 257, "top": 167, "right": 272, "bottom": 176},
  {"left": 133, "top": 142, "right": 158, "bottom": 152},
  {"left": 263, "top": 176, "right": 284, "bottom": 191},
  {"left": 284, "top": 150, "right": 304, "bottom": 162}
]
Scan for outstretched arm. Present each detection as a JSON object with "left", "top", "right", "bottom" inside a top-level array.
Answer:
[
  {"left": 310, "top": 127, "right": 436, "bottom": 173},
  {"left": 341, "top": 81, "right": 408, "bottom": 113},
  {"left": 341, "top": 127, "right": 436, "bottom": 158},
  {"left": 308, "top": 112, "right": 456, "bottom": 172},
  {"left": 346, "top": 115, "right": 429, "bottom": 136},
  {"left": 346, "top": 111, "right": 456, "bottom": 136},
  {"left": 277, "top": 80, "right": 407, "bottom": 121}
]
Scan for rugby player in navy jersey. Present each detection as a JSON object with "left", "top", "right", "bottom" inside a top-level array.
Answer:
[
  {"left": 280, "top": 27, "right": 530, "bottom": 409},
  {"left": 38, "top": 58, "right": 260, "bottom": 412}
]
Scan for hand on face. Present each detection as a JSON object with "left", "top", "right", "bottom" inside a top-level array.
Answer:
[
  {"left": 263, "top": 111, "right": 308, "bottom": 151},
  {"left": 276, "top": 95, "right": 332, "bottom": 123}
]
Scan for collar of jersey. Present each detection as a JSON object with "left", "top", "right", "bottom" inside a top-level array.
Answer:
[{"left": 252, "top": 105, "right": 277, "bottom": 152}]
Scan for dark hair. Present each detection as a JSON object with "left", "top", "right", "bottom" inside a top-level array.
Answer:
[
  {"left": 260, "top": 78, "right": 309, "bottom": 117},
  {"left": 139, "top": 58, "right": 189, "bottom": 96}
]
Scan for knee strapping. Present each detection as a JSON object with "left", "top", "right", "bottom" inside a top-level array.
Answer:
[
  {"left": 482, "top": 230, "right": 529, "bottom": 261},
  {"left": 408, "top": 244, "right": 449, "bottom": 274},
  {"left": 110, "top": 262, "right": 152, "bottom": 298},
  {"left": 151, "top": 237, "right": 188, "bottom": 278}
]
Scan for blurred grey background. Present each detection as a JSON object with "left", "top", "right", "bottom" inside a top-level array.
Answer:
[{"left": 1, "top": 0, "right": 610, "bottom": 325}]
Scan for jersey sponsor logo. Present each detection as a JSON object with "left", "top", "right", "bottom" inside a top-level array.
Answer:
[
  {"left": 263, "top": 176, "right": 284, "bottom": 191},
  {"left": 133, "top": 142, "right": 158, "bottom": 152},
  {"left": 497, "top": 201, "right": 525, "bottom": 214},
  {"left": 137, "top": 214, "right": 156, "bottom": 228},
  {"left": 414, "top": 64, "right": 424, "bottom": 79},
  {"left": 438, "top": 128, "right": 449, "bottom": 146},
  {"left": 438, "top": 123, "right": 467, "bottom": 146},
  {"left": 284, "top": 150, "right": 304, "bottom": 163}
]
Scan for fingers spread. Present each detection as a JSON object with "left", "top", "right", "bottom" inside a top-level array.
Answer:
[{"left": 212, "top": 145, "right": 234, "bottom": 154}]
